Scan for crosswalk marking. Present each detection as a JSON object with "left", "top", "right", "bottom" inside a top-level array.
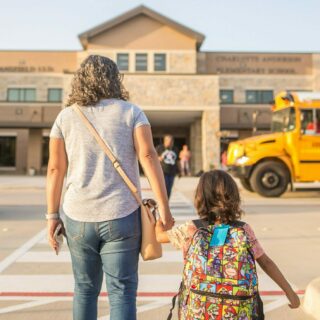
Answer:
[
  {"left": 97, "top": 298, "right": 172, "bottom": 320},
  {"left": 0, "top": 228, "right": 46, "bottom": 273},
  {"left": 0, "top": 273, "right": 285, "bottom": 294},
  {"left": 0, "top": 299, "right": 59, "bottom": 315},
  {"left": 17, "top": 250, "right": 183, "bottom": 263},
  {"left": 0, "top": 190, "right": 301, "bottom": 316}
]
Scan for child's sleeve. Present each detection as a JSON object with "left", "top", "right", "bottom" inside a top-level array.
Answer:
[
  {"left": 243, "top": 223, "right": 265, "bottom": 259},
  {"left": 167, "top": 221, "right": 197, "bottom": 250}
]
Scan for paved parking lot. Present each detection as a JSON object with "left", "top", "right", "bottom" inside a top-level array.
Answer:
[{"left": 0, "top": 176, "right": 319, "bottom": 319}]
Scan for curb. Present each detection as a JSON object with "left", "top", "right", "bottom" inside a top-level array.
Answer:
[{"left": 304, "top": 277, "right": 320, "bottom": 319}]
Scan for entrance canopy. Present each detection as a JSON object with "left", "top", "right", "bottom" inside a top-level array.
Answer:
[{"left": 145, "top": 110, "right": 202, "bottom": 127}]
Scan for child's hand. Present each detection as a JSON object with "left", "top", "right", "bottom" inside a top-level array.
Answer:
[
  {"left": 156, "top": 219, "right": 165, "bottom": 232},
  {"left": 155, "top": 219, "right": 170, "bottom": 243},
  {"left": 287, "top": 291, "right": 300, "bottom": 309}
]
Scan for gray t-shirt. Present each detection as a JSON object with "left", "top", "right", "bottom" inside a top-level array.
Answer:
[{"left": 49, "top": 98, "right": 150, "bottom": 222}]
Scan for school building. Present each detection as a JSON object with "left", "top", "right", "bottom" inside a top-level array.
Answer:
[{"left": 1, "top": 5, "right": 320, "bottom": 175}]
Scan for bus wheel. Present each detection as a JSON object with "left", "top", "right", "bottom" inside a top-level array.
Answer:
[
  {"left": 250, "top": 161, "right": 289, "bottom": 197},
  {"left": 240, "top": 178, "right": 254, "bottom": 192}
]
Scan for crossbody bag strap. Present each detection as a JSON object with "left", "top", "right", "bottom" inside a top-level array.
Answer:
[{"left": 71, "top": 104, "right": 143, "bottom": 206}]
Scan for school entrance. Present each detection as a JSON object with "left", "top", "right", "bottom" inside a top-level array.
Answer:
[{"left": 145, "top": 109, "right": 217, "bottom": 175}]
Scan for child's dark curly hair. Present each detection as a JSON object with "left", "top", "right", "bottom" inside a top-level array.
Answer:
[{"left": 194, "top": 170, "right": 243, "bottom": 224}]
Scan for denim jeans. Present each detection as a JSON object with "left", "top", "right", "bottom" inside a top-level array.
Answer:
[
  {"left": 65, "top": 208, "right": 141, "bottom": 320},
  {"left": 164, "top": 174, "right": 175, "bottom": 198}
]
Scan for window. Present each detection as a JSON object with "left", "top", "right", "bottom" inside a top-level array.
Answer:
[
  {"left": 48, "top": 88, "right": 62, "bottom": 102},
  {"left": 117, "top": 53, "right": 129, "bottom": 71},
  {"left": 7, "top": 88, "right": 36, "bottom": 102},
  {"left": 154, "top": 54, "right": 166, "bottom": 71},
  {"left": 271, "top": 108, "right": 296, "bottom": 133},
  {"left": 301, "top": 109, "right": 320, "bottom": 135},
  {"left": 246, "top": 90, "right": 273, "bottom": 104},
  {"left": 135, "top": 53, "right": 148, "bottom": 71},
  {"left": 0, "top": 137, "right": 16, "bottom": 167},
  {"left": 220, "top": 90, "right": 234, "bottom": 104}
]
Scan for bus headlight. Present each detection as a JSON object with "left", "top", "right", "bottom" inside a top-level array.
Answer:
[{"left": 235, "top": 156, "right": 249, "bottom": 165}]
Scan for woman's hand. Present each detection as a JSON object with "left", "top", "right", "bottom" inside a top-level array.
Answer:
[
  {"left": 158, "top": 208, "right": 175, "bottom": 230},
  {"left": 47, "top": 219, "right": 66, "bottom": 253},
  {"left": 287, "top": 290, "right": 300, "bottom": 309}
]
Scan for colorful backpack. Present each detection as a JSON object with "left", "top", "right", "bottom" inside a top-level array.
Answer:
[{"left": 168, "top": 220, "right": 263, "bottom": 320}]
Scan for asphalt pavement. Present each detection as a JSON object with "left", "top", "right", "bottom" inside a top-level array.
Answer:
[{"left": 0, "top": 175, "right": 319, "bottom": 319}]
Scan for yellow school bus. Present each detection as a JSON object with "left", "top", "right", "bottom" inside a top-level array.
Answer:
[{"left": 227, "top": 91, "right": 320, "bottom": 197}]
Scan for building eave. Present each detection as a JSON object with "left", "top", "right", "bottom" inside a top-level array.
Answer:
[{"left": 78, "top": 5, "right": 205, "bottom": 49}]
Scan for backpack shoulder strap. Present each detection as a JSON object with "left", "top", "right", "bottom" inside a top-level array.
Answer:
[
  {"left": 192, "top": 219, "right": 209, "bottom": 229},
  {"left": 230, "top": 220, "right": 246, "bottom": 228},
  {"left": 230, "top": 220, "right": 256, "bottom": 260}
]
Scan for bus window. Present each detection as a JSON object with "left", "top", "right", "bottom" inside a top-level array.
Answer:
[
  {"left": 316, "top": 110, "right": 320, "bottom": 134},
  {"left": 301, "top": 109, "right": 315, "bottom": 135}
]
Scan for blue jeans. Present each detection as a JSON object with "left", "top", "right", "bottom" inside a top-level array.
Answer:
[
  {"left": 65, "top": 208, "right": 141, "bottom": 320},
  {"left": 164, "top": 174, "right": 175, "bottom": 198}
]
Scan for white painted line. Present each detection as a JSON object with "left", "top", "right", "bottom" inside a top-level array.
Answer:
[
  {"left": 0, "top": 296, "right": 172, "bottom": 302},
  {"left": 39, "top": 236, "right": 49, "bottom": 245},
  {"left": 264, "top": 296, "right": 288, "bottom": 313},
  {"left": 98, "top": 297, "right": 172, "bottom": 319},
  {"left": 0, "top": 299, "right": 58, "bottom": 314},
  {"left": 0, "top": 273, "right": 281, "bottom": 293},
  {"left": 171, "top": 209, "right": 195, "bottom": 214},
  {"left": 17, "top": 250, "right": 183, "bottom": 264},
  {"left": 0, "top": 228, "right": 46, "bottom": 273},
  {"left": 173, "top": 215, "right": 197, "bottom": 221},
  {"left": 137, "top": 298, "right": 171, "bottom": 313},
  {"left": 0, "top": 296, "right": 69, "bottom": 301},
  {"left": 171, "top": 192, "right": 193, "bottom": 205},
  {"left": 0, "top": 275, "right": 182, "bottom": 293}
]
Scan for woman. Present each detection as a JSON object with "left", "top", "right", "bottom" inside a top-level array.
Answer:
[{"left": 46, "top": 55, "right": 174, "bottom": 320}]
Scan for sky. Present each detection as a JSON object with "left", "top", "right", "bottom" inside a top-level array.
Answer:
[{"left": 0, "top": 0, "right": 319, "bottom": 52}]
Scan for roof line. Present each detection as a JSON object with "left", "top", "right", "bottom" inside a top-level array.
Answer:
[
  {"left": 78, "top": 5, "right": 205, "bottom": 49},
  {"left": 0, "top": 49, "right": 79, "bottom": 52},
  {"left": 202, "top": 50, "right": 315, "bottom": 54}
]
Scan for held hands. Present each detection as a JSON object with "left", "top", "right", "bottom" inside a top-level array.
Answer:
[
  {"left": 158, "top": 209, "right": 175, "bottom": 230},
  {"left": 155, "top": 219, "right": 166, "bottom": 233},
  {"left": 47, "top": 219, "right": 66, "bottom": 254},
  {"left": 155, "top": 219, "right": 171, "bottom": 243}
]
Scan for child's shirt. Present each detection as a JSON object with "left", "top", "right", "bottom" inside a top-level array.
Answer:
[{"left": 167, "top": 220, "right": 265, "bottom": 260}]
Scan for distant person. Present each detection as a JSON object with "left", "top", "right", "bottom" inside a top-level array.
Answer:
[
  {"left": 306, "top": 121, "right": 315, "bottom": 134},
  {"left": 156, "top": 170, "right": 300, "bottom": 319},
  {"left": 179, "top": 144, "right": 191, "bottom": 176},
  {"left": 221, "top": 150, "right": 228, "bottom": 170},
  {"left": 156, "top": 135, "right": 179, "bottom": 198}
]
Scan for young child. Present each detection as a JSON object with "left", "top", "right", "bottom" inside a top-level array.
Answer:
[{"left": 156, "top": 170, "right": 300, "bottom": 317}]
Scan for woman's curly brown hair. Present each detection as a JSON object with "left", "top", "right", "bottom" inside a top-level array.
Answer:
[
  {"left": 66, "top": 55, "right": 129, "bottom": 106},
  {"left": 194, "top": 170, "right": 243, "bottom": 224}
]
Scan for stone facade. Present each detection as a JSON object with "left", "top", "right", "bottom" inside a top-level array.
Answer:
[
  {"left": 0, "top": 73, "right": 64, "bottom": 102},
  {"left": 202, "top": 109, "right": 220, "bottom": 170},
  {"left": 312, "top": 54, "right": 320, "bottom": 91},
  {"left": 168, "top": 51, "right": 196, "bottom": 73},
  {"left": 190, "top": 119, "right": 202, "bottom": 173},
  {"left": 219, "top": 75, "right": 314, "bottom": 104},
  {"left": 124, "top": 74, "right": 218, "bottom": 107}
]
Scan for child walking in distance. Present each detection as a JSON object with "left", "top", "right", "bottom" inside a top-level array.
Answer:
[{"left": 156, "top": 170, "right": 300, "bottom": 320}]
